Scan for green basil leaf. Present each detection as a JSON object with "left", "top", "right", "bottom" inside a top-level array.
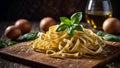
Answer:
[
  {"left": 97, "top": 31, "right": 104, "bottom": 38},
  {"left": 56, "top": 24, "right": 68, "bottom": 32},
  {"left": 32, "top": 32, "right": 39, "bottom": 39},
  {"left": 71, "top": 12, "right": 82, "bottom": 24},
  {"left": 56, "top": 12, "right": 83, "bottom": 37},
  {"left": 21, "top": 32, "right": 39, "bottom": 40},
  {"left": 103, "top": 34, "right": 120, "bottom": 42},
  {"left": 67, "top": 27, "right": 74, "bottom": 37},
  {"left": 8, "top": 41, "right": 17, "bottom": 46},
  {"left": 21, "top": 33, "right": 32, "bottom": 40},
  {"left": 60, "top": 17, "right": 71, "bottom": 25},
  {"left": 72, "top": 24, "right": 83, "bottom": 31}
]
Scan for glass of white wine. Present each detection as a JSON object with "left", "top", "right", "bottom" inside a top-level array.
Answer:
[{"left": 85, "top": 0, "right": 112, "bottom": 30}]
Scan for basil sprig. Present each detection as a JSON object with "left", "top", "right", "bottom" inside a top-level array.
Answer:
[
  {"left": 97, "top": 31, "right": 120, "bottom": 42},
  {"left": 56, "top": 12, "right": 83, "bottom": 37},
  {"left": 103, "top": 34, "right": 120, "bottom": 42},
  {"left": 21, "top": 32, "right": 39, "bottom": 41},
  {"left": 0, "top": 35, "right": 17, "bottom": 48}
]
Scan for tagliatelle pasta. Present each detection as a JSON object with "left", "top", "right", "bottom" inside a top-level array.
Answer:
[{"left": 29, "top": 25, "right": 105, "bottom": 58}]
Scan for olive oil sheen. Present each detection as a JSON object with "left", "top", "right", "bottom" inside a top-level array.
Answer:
[{"left": 85, "top": 11, "right": 112, "bottom": 30}]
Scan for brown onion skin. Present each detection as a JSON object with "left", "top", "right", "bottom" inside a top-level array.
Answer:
[
  {"left": 5, "top": 25, "right": 22, "bottom": 40},
  {"left": 39, "top": 17, "right": 57, "bottom": 32},
  {"left": 102, "top": 18, "right": 120, "bottom": 34},
  {"left": 15, "top": 19, "right": 32, "bottom": 34}
]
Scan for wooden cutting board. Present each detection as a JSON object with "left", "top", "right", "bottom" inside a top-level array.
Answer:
[{"left": 0, "top": 42, "right": 120, "bottom": 68}]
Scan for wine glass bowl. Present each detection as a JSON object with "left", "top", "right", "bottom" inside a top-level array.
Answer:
[{"left": 85, "top": 0, "right": 112, "bottom": 30}]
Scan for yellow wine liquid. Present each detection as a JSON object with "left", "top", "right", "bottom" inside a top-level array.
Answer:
[{"left": 85, "top": 11, "right": 112, "bottom": 30}]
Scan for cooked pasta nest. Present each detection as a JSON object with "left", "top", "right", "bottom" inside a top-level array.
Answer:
[{"left": 29, "top": 25, "right": 105, "bottom": 58}]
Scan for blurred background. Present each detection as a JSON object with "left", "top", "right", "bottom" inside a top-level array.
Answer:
[
  {"left": 0, "top": 0, "right": 120, "bottom": 37},
  {"left": 0, "top": 0, "right": 120, "bottom": 22}
]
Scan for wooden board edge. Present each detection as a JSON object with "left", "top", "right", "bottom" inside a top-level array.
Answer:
[{"left": 0, "top": 51, "right": 56, "bottom": 68}]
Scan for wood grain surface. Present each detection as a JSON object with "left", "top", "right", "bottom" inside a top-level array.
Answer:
[{"left": 0, "top": 42, "right": 120, "bottom": 68}]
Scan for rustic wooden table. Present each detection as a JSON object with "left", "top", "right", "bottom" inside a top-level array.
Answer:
[{"left": 0, "top": 22, "right": 120, "bottom": 68}]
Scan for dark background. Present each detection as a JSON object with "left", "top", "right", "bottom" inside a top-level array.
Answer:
[
  {"left": 0, "top": 0, "right": 86, "bottom": 22},
  {"left": 0, "top": 0, "right": 120, "bottom": 38},
  {"left": 0, "top": 0, "right": 120, "bottom": 22}
]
